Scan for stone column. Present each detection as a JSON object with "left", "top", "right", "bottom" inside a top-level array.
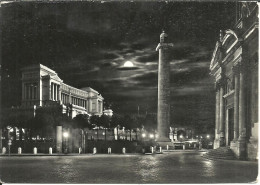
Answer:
[
  {"left": 0, "top": 129, "right": 2, "bottom": 153},
  {"left": 52, "top": 83, "right": 55, "bottom": 101},
  {"left": 96, "top": 99, "right": 99, "bottom": 113},
  {"left": 101, "top": 101, "right": 103, "bottom": 113},
  {"left": 49, "top": 82, "right": 52, "bottom": 100},
  {"left": 58, "top": 85, "right": 61, "bottom": 101},
  {"left": 250, "top": 69, "right": 257, "bottom": 125},
  {"left": 31, "top": 84, "right": 34, "bottom": 100},
  {"left": 53, "top": 83, "right": 56, "bottom": 101},
  {"left": 39, "top": 79, "right": 42, "bottom": 106},
  {"left": 248, "top": 65, "right": 258, "bottom": 160},
  {"left": 28, "top": 85, "right": 31, "bottom": 100},
  {"left": 22, "top": 83, "right": 25, "bottom": 101},
  {"left": 233, "top": 66, "right": 240, "bottom": 140},
  {"left": 237, "top": 62, "right": 247, "bottom": 159},
  {"left": 238, "top": 68, "right": 246, "bottom": 140},
  {"left": 50, "top": 82, "right": 53, "bottom": 100},
  {"left": 55, "top": 84, "right": 57, "bottom": 101},
  {"left": 156, "top": 31, "right": 173, "bottom": 144},
  {"left": 219, "top": 83, "right": 225, "bottom": 146},
  {"left": 69, "top": 93, "right": 72, "bottom": 104},
  {"left": 56, "top": 126, "right": 62, "bottom": 153},
  {"left": 55, "top": 85, "right": 58, "bottom": 101},
  {"left": 215, "top": 86, "right": 220, "bottom": 140},
  {"left": 54, "top": 84, "right": 57, "bottom": 101},
  {"left": 88, "top": 99, "right": 92, "bottom": 112}
]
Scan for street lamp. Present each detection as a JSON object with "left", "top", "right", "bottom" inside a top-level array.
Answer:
[
  {"left": 63, "top": 132, "right": 69, "bottom": 138},
  {"left": 63, "top": 132, "right": 69, "bottom": 154},
  {"left": 206, "top": 134, "right": 210, "bottom": 149},
  {"left": 149, "top": 134, "right": 154, "bottom": 139},
  {"left": 142, "top": 133, "right": 146, "bottom": 138}
]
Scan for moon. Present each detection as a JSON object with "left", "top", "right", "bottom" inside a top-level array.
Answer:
[
  {"left": 117, "top": 61, "right": 139, "bottom": 70},
  {"left": 123, "top": 61, "right": 134, "bottom": 67}
]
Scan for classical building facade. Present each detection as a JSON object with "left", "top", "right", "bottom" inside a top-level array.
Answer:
[
  {"left": 21, "top": 64, "right": 104, "bottom": 118},
  {"left": 210, "top": 2, "right": 258, "bottom": 160}
]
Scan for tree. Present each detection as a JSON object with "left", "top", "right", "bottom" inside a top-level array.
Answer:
[
  {"left": 99, "top": 114, "right": 111, "bottom": 141},
  {"left": 31, "top": 110, "right": 56, "bottom": 140},
  {"left": 90, "top": 115, "right": 100, "bottom": 140},
  {"left": 123, "top": 115, "right": 134, "bottom": 141},
  {"left": 57, "top": 114, "right": 73, "bottom": 129},
  {"left": 73, "top": 114, "right": 91, "bottom": 129},
  {"left": 1, "top": 108, "right": 32, "bottom": 141}
]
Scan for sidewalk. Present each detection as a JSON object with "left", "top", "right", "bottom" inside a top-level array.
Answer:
[{"left": 0, "top": 149, "right": 207, "bottom": 156}]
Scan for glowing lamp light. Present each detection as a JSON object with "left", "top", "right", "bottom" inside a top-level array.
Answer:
[
  {"left": 200, "top": 136, "right": 203, "bottom": 139},
  {"left": 149, "top": 134, "right": 154, "bottom": 138},
  {"left": 180, "top": 135, "right": 183, "bottom": 139},
  {"left": 207, "top": 135, "right": 210, "bottom": 139},
  {"left": 102, "top": 132, "right": 105, "bottom": 135},
  {"left": 196, "top": 135, "right": 198, "bottom": 138},
  {"left": 142, "top": 133, "right": 146, "bottom": 138},
  {"left": 155, "top": 134, "right": 158, "bottom": 138},
  {"left": 63, "top": 132, "right": 69, "bottom": 138}
]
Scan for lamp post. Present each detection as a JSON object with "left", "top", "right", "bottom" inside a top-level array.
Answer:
[{"left": 63, "top": 132, "right": 69, "bottom": 154}]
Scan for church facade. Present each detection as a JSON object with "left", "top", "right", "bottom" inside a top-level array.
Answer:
[
  {"left": 21, "top": 64, "right": 104, "bottom": 118},
  {"left": 210, "top": 2, "right": 258, "bottom": 160}
]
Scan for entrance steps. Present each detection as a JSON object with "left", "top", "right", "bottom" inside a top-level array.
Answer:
[{"left": 202, "top": 146, "right": 237, "bottom": 160}]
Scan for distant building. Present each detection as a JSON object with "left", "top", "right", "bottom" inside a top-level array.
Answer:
[
  {"left": 210, "top": 2, "right": 258, "bottom": 160},
  {"left": 21, "top": 64, "right": 104, "bottom": 118},
  {"left": 103, "top": 109, "right": 113, "bottom": 117}
]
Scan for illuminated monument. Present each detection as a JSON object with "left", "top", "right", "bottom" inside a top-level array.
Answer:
[{"left": 156, "top": 31, "right": 174, "bottom": 147}]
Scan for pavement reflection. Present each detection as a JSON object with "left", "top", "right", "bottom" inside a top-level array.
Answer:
[{"left": 0, "top": 152, "right": 257, "bottom": 183}]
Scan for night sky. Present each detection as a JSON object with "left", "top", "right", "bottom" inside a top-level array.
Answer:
[{"left": 1, "top": 1, "right": 237, "bottom": 128}]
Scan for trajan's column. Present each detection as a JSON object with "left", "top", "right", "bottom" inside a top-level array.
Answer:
[{"left": 156, "top": 31, "right": 174, "bottom": 147}]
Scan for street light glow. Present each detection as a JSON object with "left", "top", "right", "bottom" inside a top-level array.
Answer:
[
  {"left": 142, "top": 133, "right": 146, "bottom": 138},
  {"left": 150, "top": 134, "right": 154, "bottom": 138},
  {"left": 207, "top": 135, "right": 210, "bottom": 139},
  {"left": 63, "top": 132, "right": 69, "bottom": 138},
  {"left": 180, "top": 135, "right": 183, "bottom": 139}
]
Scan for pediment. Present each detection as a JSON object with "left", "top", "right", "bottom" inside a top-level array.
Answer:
[
  {"left": 51, "top": 74, "right": 63, "bottom": 82},
  {"left": 222, "top": 29, "right": 239, "bottom": 53},
  {"left": 210, "top": 41, "right": 221, "bottom": 71}
]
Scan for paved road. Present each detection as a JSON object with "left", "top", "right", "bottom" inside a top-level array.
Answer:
[{"left": 0, "top": 152, "right": 257, "bottom": 183}]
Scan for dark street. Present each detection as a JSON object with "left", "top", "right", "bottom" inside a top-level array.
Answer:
[{"left": 0, "top": 152, "right": 257, "bottom": 183}]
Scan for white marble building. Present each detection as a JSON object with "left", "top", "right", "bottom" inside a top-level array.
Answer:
[{"left": 21, "top": 64, "right": 104, "bottom": 118}]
